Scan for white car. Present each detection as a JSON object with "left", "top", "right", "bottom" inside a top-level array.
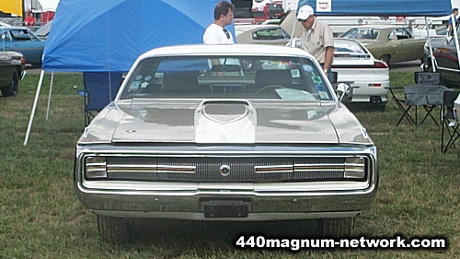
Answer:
[
  {"left": 333, "top": 38, "right": 390, "bottom": 110},
  {"left": 74, "top": 44, "right": 378, "bottom": 243},
  {"left": 234, "top": 26, "right": 389, "bottom": 110},
  {"left": 455, "top": 94, "right": 460, "bottom": 121}
]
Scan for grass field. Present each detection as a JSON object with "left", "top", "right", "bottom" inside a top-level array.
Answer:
[{"left": 0, "top": 72, "right": 459, "bottom": 258}]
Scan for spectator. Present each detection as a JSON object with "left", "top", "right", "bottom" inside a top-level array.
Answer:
[
  {"left": 24, "top": 12, "right": 36, "bottom": 27},
  {"left": 203, "top": 1, "right": 234, "bottom": 44},
  {"left": 296, "top": 5, "right": 334, "bottom": 81},
  {"left": 449, "top": 8, "right": 458, "bottom": 31}
]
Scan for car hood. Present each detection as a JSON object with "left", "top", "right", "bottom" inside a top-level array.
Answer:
[{"left": 79, "top": 99, "right": 372, "bottom": 145}]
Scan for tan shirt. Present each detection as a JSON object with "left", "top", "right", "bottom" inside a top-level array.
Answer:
[{"left": 299, "top": 20, "right": 334, "bottom": 63}]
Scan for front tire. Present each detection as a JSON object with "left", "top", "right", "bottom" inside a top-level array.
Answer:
[
  {"left": 319, "top": 217, "right": 354, "bottom": 238},
  {"left": 379, "top": 55, "right": 391, "bottom": 65},
  {"left": 97, "top": 215, "right": 131, "bottom": 244},
  {"left": 1, "top": 71, "right": 19, "bottom": 97}
]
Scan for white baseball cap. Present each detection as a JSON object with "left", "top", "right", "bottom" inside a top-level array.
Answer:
[{"left": 297, "top": 5, "right": 314, "bottom": 20}]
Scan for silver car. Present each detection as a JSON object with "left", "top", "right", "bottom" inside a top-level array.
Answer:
[{"left": 74, "top": 44, "right": 378, "bottom": 243}]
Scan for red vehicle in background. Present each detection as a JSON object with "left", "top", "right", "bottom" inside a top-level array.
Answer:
[
  {"left": 233, "top": 0, "right": 285, "bottom": 24},
  {"left": 252, "top": 1, "right": 284, "bottom": 22}
]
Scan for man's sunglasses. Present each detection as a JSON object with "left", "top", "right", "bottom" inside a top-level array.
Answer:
[
  {"left": 298, "top": 19, "right": 307, "bottom": 22},
  {"left": 223, "top": 29, "right": 230, "bottom": 39}
]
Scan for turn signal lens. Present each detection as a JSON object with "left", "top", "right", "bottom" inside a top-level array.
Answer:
[
  {"left": 85, "top": 157, "right": 107, "bottom": 179},
  {"left": 343, "top": 157, "right": 366, "bottom": 179}
]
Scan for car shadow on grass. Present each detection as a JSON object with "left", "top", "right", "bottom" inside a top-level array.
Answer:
[{"left": 121, "top": 219, "right": 321, "bottom": 254}]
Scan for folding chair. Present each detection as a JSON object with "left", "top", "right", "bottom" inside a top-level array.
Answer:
[
  {"left": 78, "top": 72, "right": 123, "bottom": 126},
  {"left": 414, "top": 71, "right": 442, "bottom": 126},
  {"left": 441, "top": 90, "right": 460, "bottom": 152},
  {"left": 391, "top": 72, "right": 445, "bottom": 126},
  {"left": 390, "top": 86, "right": 416, "bottom": 126}
]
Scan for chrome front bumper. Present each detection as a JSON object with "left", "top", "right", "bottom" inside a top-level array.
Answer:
[
  {"left": 75, "top": 146, "right": 378, "bottom": 221},
  {"left": 76, "top": 181, "right": 377, "bottom": 220}
]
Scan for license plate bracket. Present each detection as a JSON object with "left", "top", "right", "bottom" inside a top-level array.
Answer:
[{"left": 204, "top": 205, "right": 248, "bottom": 218}]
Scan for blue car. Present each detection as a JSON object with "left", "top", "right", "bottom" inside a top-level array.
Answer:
[{"left": 0, "top": 27, "right": 46, "bottom": 66}]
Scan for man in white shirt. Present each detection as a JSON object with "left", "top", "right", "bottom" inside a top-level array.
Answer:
[
  {"left": 203, "top": 1, "right": 235, "bottom": 44},
  {"left": 297, "top": 5, "right": 334, "bottom": 80}
]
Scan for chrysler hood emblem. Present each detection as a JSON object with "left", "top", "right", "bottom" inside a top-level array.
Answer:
[{"left": 220, "top": 165, "right": 231, "bottom": 176}]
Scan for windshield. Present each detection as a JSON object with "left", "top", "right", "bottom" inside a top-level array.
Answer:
[{"left": 120, "top": 55, "right": 333, "bottom": 101}]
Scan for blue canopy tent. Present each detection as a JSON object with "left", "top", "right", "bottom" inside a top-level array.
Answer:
[
  {"left": 24, "top": 0, "right": 234, "bottom": 145},
  {"left": 42, "top": 0, "right": 235, "bottom": 72},
  {"left": 297, "top": 0, "right": 452, "bottom": 16}
]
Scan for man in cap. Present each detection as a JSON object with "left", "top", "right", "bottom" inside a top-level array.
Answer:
[{"left": 297, "top": 5, "right": 334, "bottom": 80}]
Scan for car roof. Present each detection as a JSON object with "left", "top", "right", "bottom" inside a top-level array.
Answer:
[
  {"left": 347, "top": 25, "right": 405, "bottom": 30},
  {"left": 138, "top": 44, "right": 315, "bottom": 59},
  {"left": 235, "top": 24, "right": 282, "bottom": 32}
]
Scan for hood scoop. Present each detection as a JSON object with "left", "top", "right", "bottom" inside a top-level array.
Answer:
[{"left": 194, "top": 100, "right": 256, "bottom": 143}]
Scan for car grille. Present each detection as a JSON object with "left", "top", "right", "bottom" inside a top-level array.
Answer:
[{"left": 92, "top": 156, "right": 367, "bottom": 183}]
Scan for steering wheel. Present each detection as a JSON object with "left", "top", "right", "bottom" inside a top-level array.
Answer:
[{"left": 256, "top": 84, "right": 286, "bottom": 94}]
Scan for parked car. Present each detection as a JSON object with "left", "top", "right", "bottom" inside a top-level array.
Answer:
[
  {"left": 421, "top": 22, "right": 460, "bottom": 87},
  {"left": 333, "top": 39, "right": 390, "bottom": 109},
  {"left": 455, "top": 94, "right": 460, "bottom": 120},
  {"left": 0, "top": 21, "right": 12, "bottom": 27},
  {"left": 340, "top": 25, "right": 427, "bottom": 64},
  {"left": 73, "top": 44, "right": 378, "bottom": 243},
  {"left": 235, "top": 24, "right": 291, "bottom": 45},
  {"left": 0, "top": 27, "right": 46, "bottom": 66},
  {"left": 234, "top": 28, "right": 390, "bottom": 109},
  {"left": 34, "top": 20, "right": 52, "bottom": 40},
  {"left": 0, "top": 51, "right": 26, "bottom": 97},
  {"left": 410, "top": 24, "right": 447, "bottom": 39}
]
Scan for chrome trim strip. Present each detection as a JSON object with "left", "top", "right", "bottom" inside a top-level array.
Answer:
[
  {"left": 294, "top": 163, "right": 344, "bottom": 171},
  {"left": 157, "top": 165, "right": 197, "bottom": 174},
  {"left": 254, "top": 165, "right": 293, "bottom": 174},
  {"left": 91, "top": 209, "right": 361, "bottom": 221},
  {"left": 106, "top": 164, "right": 196, "bottom": 174}
]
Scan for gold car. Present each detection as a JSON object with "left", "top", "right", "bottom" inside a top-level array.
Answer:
[{"left": 340, "top": 25, "right": 427, "bottom": 64}]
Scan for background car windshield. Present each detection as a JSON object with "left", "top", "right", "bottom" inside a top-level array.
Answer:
[
  {"left": 120, "top": 55, "right": 333, "bottom": 101},
  {"left": 341, "top": 28, "right": 379, "bottom": 39},
  {"left": 252, "top": 27, "right": 290, "bottom": 40},
  {"left": 334, "top": 40, "right": 367, "bottom": 54}
]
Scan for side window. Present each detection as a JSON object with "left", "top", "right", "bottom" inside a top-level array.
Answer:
[
  {"left": 10, "top": 29, "right": 33, "bottom": 41},
  {"left": 0, "top": 31, "right": 12, "bottom": 41},
  {"left": 393, "top": 28, "right": 410, "bottom": 39}
]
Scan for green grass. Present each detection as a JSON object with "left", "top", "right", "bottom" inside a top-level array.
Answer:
[{"left": 0, "top": 72, "right": 459, "bottom": 258}]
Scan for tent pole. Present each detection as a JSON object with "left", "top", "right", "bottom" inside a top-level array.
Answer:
[
  {"left": 46, "top": 71, "right": 55, "bottom": 121},
  {"left": 24, "top": 70, "right": 45, "bottom": 146},
  {"left": 290, "top": 12, "right": 297, "bottom": 47},
  {"left": 425, "top": 17, "right": 436, "bottom": 72},
  {"left": 452, "top": 14, "right": 460, "bottom": 71}
]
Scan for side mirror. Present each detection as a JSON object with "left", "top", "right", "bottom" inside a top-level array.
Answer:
[{"left": 336, "top": 83, "right": 350, "bottom": 102}]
